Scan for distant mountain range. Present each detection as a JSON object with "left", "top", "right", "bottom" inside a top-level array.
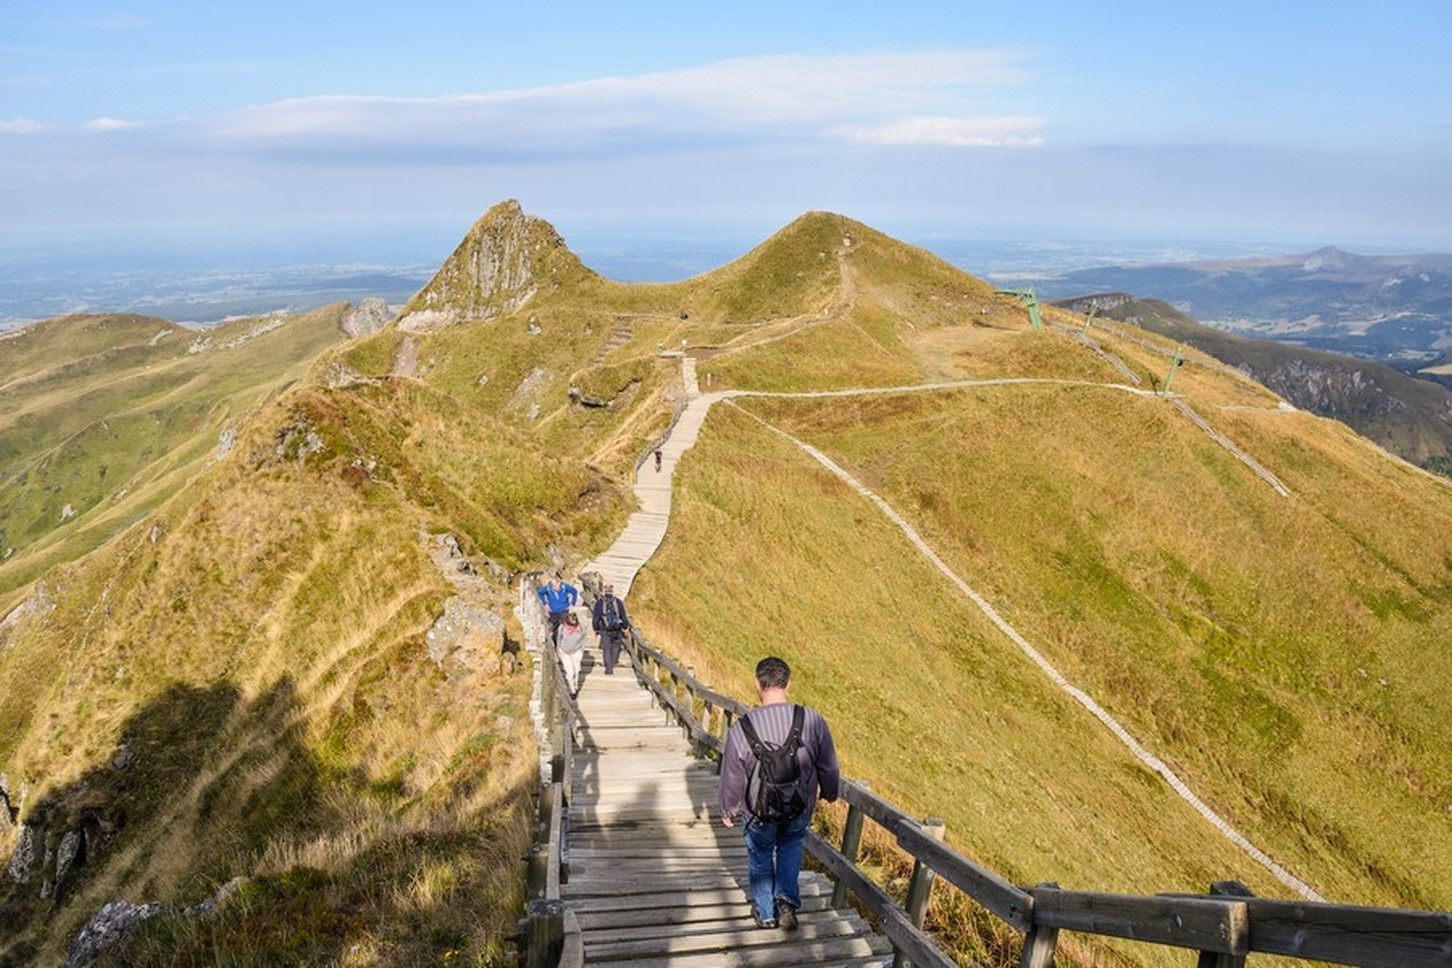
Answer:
[{"left": 1035, "top": 247, "right": 1452, "bottom": 371}]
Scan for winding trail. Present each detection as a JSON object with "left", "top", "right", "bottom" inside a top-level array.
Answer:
[{"left": 571, "top": 352, "right": 1323, "bottom": 911}]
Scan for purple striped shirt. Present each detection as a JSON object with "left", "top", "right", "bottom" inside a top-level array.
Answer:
[{"left": 719, "top": 701, "right": 840, "bottom": 822}]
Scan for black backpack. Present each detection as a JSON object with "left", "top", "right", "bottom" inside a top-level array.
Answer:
[
  {"left": 739, "top": 705, "right": 808, "bottom": 824},
  {"left": 600, "top": 595, "right": 624, "bottom": 631}
]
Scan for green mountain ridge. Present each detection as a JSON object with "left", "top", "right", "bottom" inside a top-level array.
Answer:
[
  {"left": 1054, "top": 292, "right": 1452, "bottom": 474},
  {"left": 0, "top": 306, "right": 352, "bottom": 604},
  {"left": 2, "top": 202, "right": 1450, "bottom": 965}
]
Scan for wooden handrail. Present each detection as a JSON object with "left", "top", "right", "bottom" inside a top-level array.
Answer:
[
  {"left": 619, "top": 625, "right": 1452, "bottom": 968},
  {"left": 522, "top": 578, "right": 580, "bottom": 968},
  {"left": 1241, "top": 897, "right": 1452, "bottom": 967}
]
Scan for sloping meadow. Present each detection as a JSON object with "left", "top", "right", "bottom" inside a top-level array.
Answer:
[
  {"left": 0, "top": 307, "right": 351, "bottom": 603},
  {"left": 0, "top": 336, "right": 643, "bottom": 964},
  {"left": 628, "top": 330, "right": 1452, "bottom": 962}
]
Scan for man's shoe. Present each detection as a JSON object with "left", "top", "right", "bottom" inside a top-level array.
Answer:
[
  {"left": 775, "top": 899, "right": 798, "bottom": 931},
  {"left": 752, "top": 913, "right": 778, "bottom": 930}
]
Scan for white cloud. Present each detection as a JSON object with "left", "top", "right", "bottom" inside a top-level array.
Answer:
[
  {"left": 0, "top": 118, "right": 50, "bottom": 134},
  {"left": 202, "top": 49, "right": 1040, "bottom": 156},
  {"left": 85, "top": 117, "right": 147, "bottom": 131},
  {"left": 831, "top": 115, "right": 1046, "bottom": 147}
]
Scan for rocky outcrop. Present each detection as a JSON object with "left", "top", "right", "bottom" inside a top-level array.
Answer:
[
  {"left": 6, "top": 822, "right": 39, "bottom": 884},
  {"left": 341, "top": 297, "right": 392, "bottom": 338},
  {"left": 66, "top": 900, "right": 164, "bottom": 967},
  {"left": 1, "top": 583, "right": 54, "bottom": 643},
  {"left": 1257, "top": 359, "right": 1409, "bottom": 418},
  {"left": 395, "top": 200, "right": 596, "bottom": 331},
  {"left": 62, "top": 876, "right": 247, "bottom": 966},
  {"left": 216, "top": 426, "right": 239, "bottom": 461}
]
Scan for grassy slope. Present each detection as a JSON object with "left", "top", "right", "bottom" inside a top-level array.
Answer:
[
  {"left": 0, "top": 227, "right": 660, "bottom": 961},
  {"left": 1, "top": 398, "right": 642, "bottom": 964},
  {"left": 0, "top": 374, "right": 578, "bottom": 964},
  {"left": 6, "top": 208, "right": 1452, "bottom": 965},
  {"left": 0, "top": 307, "right": 350, "bottom": 603},
  {"left": 1101, "top": 297, "right": 1452, "bottom": 471},
  {"left": 621, "top": 223, "right": 1452, "bottom": 962}
]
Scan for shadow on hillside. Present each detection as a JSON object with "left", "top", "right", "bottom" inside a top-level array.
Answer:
[
  {"left": 3, "top": 671, "right": 539, "bottom": 966},
  {"left": 0, "top": 678, "right": 339, "bottom": 966}
]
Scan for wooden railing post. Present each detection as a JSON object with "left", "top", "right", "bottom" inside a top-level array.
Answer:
[
  {"left": 1197, "top": 881, "right": 1254, "bottom": 968},
  {"left": 525, "top": 897, "right": 564, "bottom": 968},
  {"left": 895, "top": 817, "right": 946, "bottom": 968},
  {"left": 1020, "top": 882, "right": 1060, "bottom": 968},
  {"left": 831, "top": 782, "right": 870, "bottom": 909}
]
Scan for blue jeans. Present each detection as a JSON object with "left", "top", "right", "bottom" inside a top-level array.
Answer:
[{"left": 742, "top": 810, "right": 811, "bottom": 921}]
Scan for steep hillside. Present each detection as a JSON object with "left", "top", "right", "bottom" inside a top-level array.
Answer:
[
  {"left": 622, "top": 262, "right": 1452, "bottom": 958},
  {"left": 0, "top": 306, "right": 351, "bottom": 602},
  {"left": 5, "top": 202, "right": 1452, "bottom": 966},
  {"left": 1057, "top": 294, "right": 1452, "bottom": 474},
  {"left": 0, "top": 204, "right": 652, "bottom": 964}
]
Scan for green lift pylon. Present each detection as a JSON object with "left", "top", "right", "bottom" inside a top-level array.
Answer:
[
  {"left": 995, "top": 288, "right": 1042, "bottom": 331},
  {"left": 1161, "top": 346, "right": 1184, "bottom": 396}
]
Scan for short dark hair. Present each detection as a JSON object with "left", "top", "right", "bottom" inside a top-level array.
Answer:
[{"left": 755, "top": 656, "right": 791, "bottom": 690}]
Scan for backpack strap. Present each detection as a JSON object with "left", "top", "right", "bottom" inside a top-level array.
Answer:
[
  {"left": 737, "top": 705, "right": 804, "bottom": 756},
  {"left": 738, "top": 710, "right": 767, "bottom": 756},
  {"left": 786, "top": 704, "right": 805, "bottom": 748}
]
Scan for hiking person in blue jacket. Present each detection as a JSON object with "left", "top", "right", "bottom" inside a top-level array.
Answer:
[
  {"left": 590, "top": 583, "right": 630, "bottom": 675},
  {"left": 719, "top": 656, "right": 839, "bottom": 931},
  {"left": 536, "top": 575, "right": 578, "bottom": 639}
]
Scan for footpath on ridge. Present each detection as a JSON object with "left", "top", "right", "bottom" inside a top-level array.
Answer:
[
  {"left": 550, "top": 341, "right": 1319, "bottom": 965},
  {"left": 560, "top": 355, "right": 893, "bottom": 966}
]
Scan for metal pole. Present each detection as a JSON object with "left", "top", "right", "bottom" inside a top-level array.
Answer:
[{"left": 1162, "top": 346, "right": 1184, "bottom": 396}]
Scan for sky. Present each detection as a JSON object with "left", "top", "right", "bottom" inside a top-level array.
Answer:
[{"left": 3, "top": 0, "right": 1451, "bottom": 271}]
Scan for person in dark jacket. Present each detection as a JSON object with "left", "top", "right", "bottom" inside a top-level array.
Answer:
[
  {"left": 719, "top": 656, "right": 839, "bottom": 930},
  {"left": 536, "top": 575, "right": 578, "bottom": 639},
  {"left": 590, "top": 583, "right": 630, "bottom": 674}
]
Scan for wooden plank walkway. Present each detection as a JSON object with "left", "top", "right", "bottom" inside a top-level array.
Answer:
[
  {"left": 568, "top": 355, "right": 892, "bottom": 965},
  {"left": 565, "top": 656, "right": 891, "bottom": 966}
]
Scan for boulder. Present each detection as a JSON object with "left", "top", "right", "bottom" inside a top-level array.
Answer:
[{"left": 66, "top": 900, "right": 164, "bottom": 968}]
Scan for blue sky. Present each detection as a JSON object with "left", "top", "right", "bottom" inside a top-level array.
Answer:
[{"left": 3, "top": 0, "right": 1451, "bottom": 266}]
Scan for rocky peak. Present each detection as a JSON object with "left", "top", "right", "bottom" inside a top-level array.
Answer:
[{"left": 396, "top": 200, "right": 594, "bottom": 331}]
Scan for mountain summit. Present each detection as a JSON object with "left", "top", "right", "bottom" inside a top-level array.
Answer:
[{"left": 396, "top": 199, "right": 597, "bottom": 331}]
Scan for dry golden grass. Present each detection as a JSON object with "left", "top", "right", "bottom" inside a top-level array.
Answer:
[
  {"left": 628, "top": 331, "right": 1452, "bottom": 963},
  {"left": 7, "top": 207, "right": 1451, "bottom": 966}
]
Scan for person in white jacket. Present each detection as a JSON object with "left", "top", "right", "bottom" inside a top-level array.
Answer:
[{"left": 555, "top": 609, "right": 588, "bottom": 697}]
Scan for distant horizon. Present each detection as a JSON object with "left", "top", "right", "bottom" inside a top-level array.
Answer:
[{"left": 4, "top": 219, "right": 1447, "bottom": 331}]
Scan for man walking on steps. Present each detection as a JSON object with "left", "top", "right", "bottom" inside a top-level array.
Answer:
[
  {"left": 719, "top": 656, "right": 840, "bottom": 930},
  {"left": 590, "top": 583, "right": 630, "bottom": 675},
  {"left": 536, "top": 574, "right": 578, "bottom": 640}
]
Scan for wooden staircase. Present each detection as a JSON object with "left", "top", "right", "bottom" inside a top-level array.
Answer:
[{"left": 562, "top": 651, "right": 891, "bottom": 966}]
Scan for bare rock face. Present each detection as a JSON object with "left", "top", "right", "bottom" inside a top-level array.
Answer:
[
  {"left": 396, "top": 199, "right": 595, "bottom": 331},
  {"left": 341, "top": 297, "right": 392, "bottom": 338},
  {"left": 66, "top": 900, "right": 165, "bottom": 968},
  {"left": 6, "top": 822, "right": 39, "bottom": 884}
]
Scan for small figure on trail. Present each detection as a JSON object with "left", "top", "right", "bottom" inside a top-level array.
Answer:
[
  {"left": 590, "top": 583, "right": 631, "bottom": 675},
  {"left": 719, "top": 656, "right": 840, "bottom": 931},
  {"left": 555, "top": 609, "right": 587, "bottom": 697},
  {"left": 536, "top": 574, "right": 578, "bottom": 640},
  {"left": 654, "top": 448, "right": 663, "bottom": 472}
]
